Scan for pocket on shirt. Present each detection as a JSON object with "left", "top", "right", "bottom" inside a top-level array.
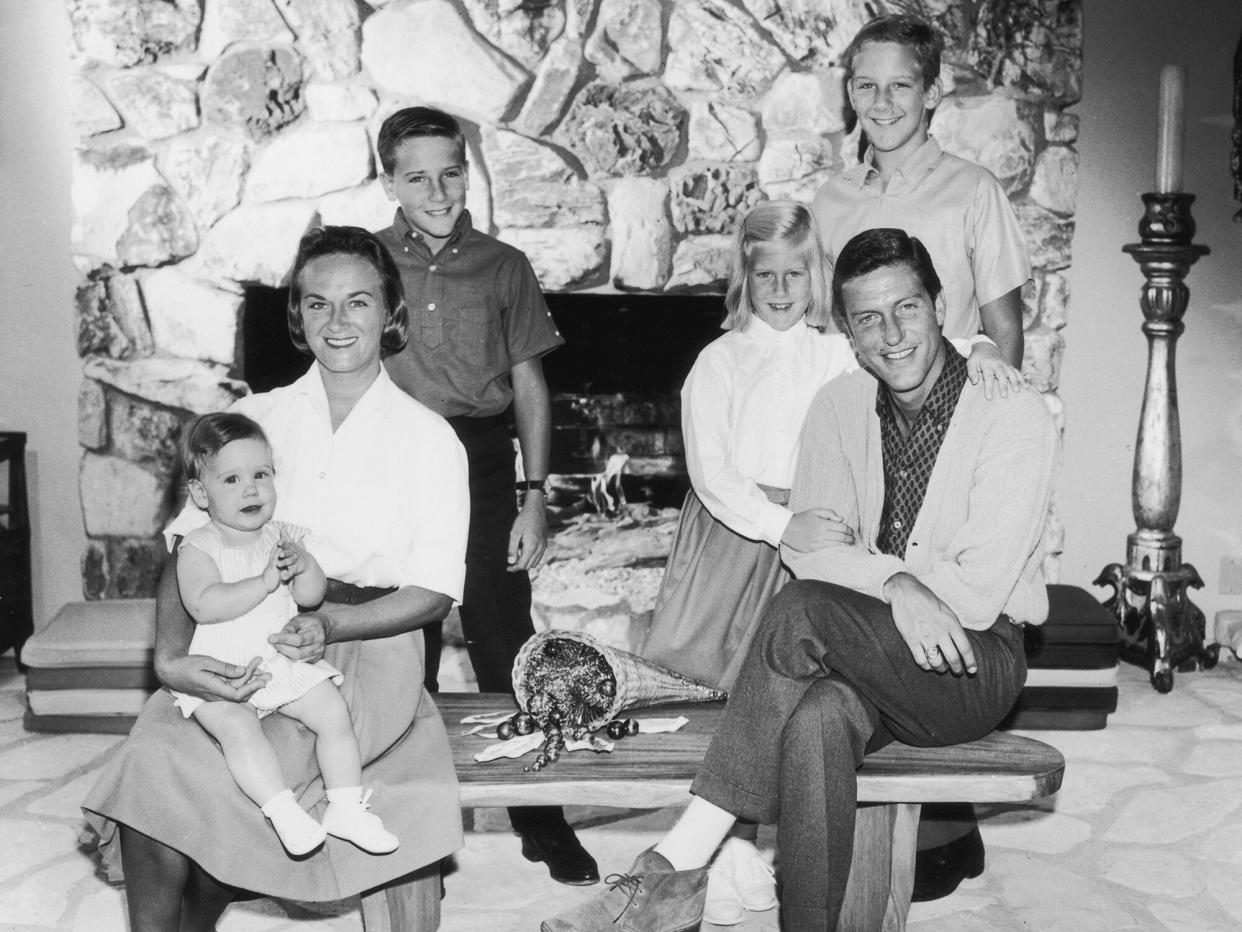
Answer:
[{"left": 448, "top": 306, "right": 492, "bottom": 347}]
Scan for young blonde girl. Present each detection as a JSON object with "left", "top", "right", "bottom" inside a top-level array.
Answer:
[
  {"left": 174, "top": 411, "right": 398, "bottom": 858},
  {"left": 639, "top": 200, "right": 1019, "bottom": 924}
]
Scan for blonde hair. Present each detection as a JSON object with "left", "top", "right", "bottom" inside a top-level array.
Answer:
[{"left": 722, "top": 200, "right": 830, "bottom": 331}]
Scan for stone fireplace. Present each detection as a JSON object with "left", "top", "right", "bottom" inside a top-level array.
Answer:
[{"left": 68, "top": 0, "right": 1079, "bottom": 611}]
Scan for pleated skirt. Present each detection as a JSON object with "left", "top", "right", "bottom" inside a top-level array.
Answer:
[{"left": 640, "top": 491, "right": 788, "bottom": 691}]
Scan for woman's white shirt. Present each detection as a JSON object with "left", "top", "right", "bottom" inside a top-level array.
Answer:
[
  {"left": 682, "top": 317, "right": 857, "bottom": 547},
  {"left": 165, "top": 365, "right": 469, "bottom": 601}
]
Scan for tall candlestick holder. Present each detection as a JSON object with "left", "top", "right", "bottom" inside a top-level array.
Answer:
[{"left": 1096, "top": 192, "right": 1215, "bottom": 693}]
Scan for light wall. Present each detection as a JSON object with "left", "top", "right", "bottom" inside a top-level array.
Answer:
[
  {"left": 0, "top": 4, "right": 82, "bottom": 631},
  {"left": 1062, "top": 1, "right": 1242, "bottom": 627}
]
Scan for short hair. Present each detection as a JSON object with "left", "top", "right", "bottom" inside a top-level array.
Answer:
[
  {"left": 723, "top": 200, "right": 830, "bottom": 332},
  {"left": 286, "top": 226, "right": 408, "bottom": 359},
  {"left": 179, "top": 412, "right": 268, "bottom": 483},
  {"left": 841, "top": 14, "right": 943, "bottom": 90},
  {"left": 830, "top": 228, "right": 942, "bottom": 334},
  {"left": 377, "top": 106, "right": 467, "bottom": 174}
]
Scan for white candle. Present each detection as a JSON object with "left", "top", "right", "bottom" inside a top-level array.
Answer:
[{"left": 1156, "top": 65, "right": 1185, "bottom": 193}]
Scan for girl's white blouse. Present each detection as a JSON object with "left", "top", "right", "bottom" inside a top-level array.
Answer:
[{"left": 681, "top": 317, "right": 857, "bottom": 548}]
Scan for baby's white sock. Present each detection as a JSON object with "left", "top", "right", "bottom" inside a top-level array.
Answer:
[{"left": 261, "top": 789, "right": 326, "bottom": 856}]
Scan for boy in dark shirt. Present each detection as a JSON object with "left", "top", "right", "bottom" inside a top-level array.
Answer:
[{"left": 376, "top": 107, "right": 597, "bottom": 887}]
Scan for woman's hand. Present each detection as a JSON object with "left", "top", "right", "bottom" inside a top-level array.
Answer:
[
  {"left": 156, "top": 654, "right": 270, "bottom": 702},
  {"left": 781, "top": 508, "right": 856, "bottom": 553},
  {"left": 269, "top": 610, "right": 331, "bottom": 664},
  {"left": 883, "top": 572, "right": 977, "bottom": 676},
  {"left": 508, "top": 498, "right": 548, "bottom": 572},
  {"left": 966, "top": 341, "right": 1024, "bottom": 399}
]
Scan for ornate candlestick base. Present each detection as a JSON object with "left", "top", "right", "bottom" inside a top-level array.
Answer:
[{"left": 1096, "top": 193, "right": 1214, "bottom": 693}]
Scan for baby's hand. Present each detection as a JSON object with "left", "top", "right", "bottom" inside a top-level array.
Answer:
[
  {"left": 261, "top": 547, "right": 282, "bottom": 592},
  {"left": 275, "top": 535, "right": 310, "bottom": 583},
  {"left": 966, "top": 341, "right": 1024, "bottom": 400}
]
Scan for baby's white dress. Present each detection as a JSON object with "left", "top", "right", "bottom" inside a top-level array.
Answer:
[{"left": 171, "top": 520, "right": 342, "bottom": 718}]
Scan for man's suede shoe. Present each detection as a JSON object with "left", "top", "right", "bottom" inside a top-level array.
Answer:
[
  {"left": 519, "top": 822, "right": 600, "bottom": 886},
  {"left": 541, "top": 848, "right": 708, "bottom": 932},
  {"left": 911, "top": 825, "right": 985, "bottom": 902}
]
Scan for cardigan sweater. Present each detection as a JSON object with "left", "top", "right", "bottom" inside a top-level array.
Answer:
[{"left": 781, "top": 368, "right": 1059, "bottom": 630}]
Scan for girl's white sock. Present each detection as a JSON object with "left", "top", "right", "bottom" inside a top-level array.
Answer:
[{"left": 325, "top": 785, "right": 363, "bottom": 806}]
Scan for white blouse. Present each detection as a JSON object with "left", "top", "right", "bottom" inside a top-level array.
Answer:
[
  {"left": 682, "top": 317, "right": 857, "bottom": 547},
  {"left": 166, "top": 365, "right": 469, "bottom": 602}
]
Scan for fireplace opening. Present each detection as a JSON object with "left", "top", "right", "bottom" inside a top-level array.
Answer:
[{"left": 240, "top": 287, "right": 727, "bottom": 508}]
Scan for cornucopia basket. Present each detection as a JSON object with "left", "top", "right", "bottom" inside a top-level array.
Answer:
[{"left": 512, "top": 630, "right": 727, "bottom": 736}]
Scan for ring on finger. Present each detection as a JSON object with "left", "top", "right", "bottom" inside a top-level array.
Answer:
[{"left": 925, "top": 645, "right": 942, "bottom": 660}]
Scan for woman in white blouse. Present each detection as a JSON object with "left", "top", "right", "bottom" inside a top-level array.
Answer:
[{"left": 83, "top": 227, "right": 469, "bottom": 931}]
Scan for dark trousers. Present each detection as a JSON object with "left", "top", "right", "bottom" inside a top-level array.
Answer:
[
  {"left": 427, "top": 413, "right": 564, "bottom": 838},
  {"left": 691, "top": 580, "right": 1026, "bottom": 932}
]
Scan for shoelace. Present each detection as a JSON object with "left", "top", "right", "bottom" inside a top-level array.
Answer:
[
  {"left": 603, "top": 870, "right": 644, "bottom": 922},
  {"left": 359, "top": 788, "right": 374, "bottom": 811}
]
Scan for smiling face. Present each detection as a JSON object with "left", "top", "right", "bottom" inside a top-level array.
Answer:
[
  {"left": 747, "top": 241, "right": 813, "bottom": 331},
  {"left": 841, "top": 262, "right": 947, "bottom": 413},
  {"left": 296, "top": 253, "right": 387, "bottom": 379},
  {"left": 189, "top": 437, "right": 276, "bottom": 542},
  {"left": 848, "top": 41, "right": 942, "bottom": 169},
  {"left": 381, "top": 135, "right": 468, "bottom": 253}
]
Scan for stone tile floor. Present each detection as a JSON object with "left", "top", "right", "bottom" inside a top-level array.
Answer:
[{"left": 5, "top": 651, "right": 1242, "bottom": 931}]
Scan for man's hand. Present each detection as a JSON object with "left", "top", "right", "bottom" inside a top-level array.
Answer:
[
  {"left": 781, "top": 508, "right": 856, "bottom": 552},
  {"left": 508, "top": 499, "right": 548, "bottom": 572},
  {"left": 966, "top": 341, "right": 1023, "bottom": 400},
  {"left": 883, "top": 572, "right": 977, "bottom": 675},
  {"left": 156, "top": 654, "right": 270, "bottom": 703},
  {"left": 269, "top": 611, "right": 331, "bottom": 664}
]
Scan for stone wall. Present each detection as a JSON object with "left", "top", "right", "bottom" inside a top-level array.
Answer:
[{"left": 68, "top": 0, "right": 1081, "bottom": 599}]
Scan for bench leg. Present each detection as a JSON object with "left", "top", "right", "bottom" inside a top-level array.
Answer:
[
  {"left": 837, "top": 802, "right": 920, "bottom": 932},
  {"left": 359, "top": 862, "right": 441, "bottom": 932}
]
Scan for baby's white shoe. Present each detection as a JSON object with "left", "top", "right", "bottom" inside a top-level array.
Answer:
[
  {"left": 261, "top": 789, "right": 326, "bottom": 857},
  {"left": 322, "top": 787, "right": 399, "bottom": 854},
  {"left": 721, "top": 837, "right": 777, "bottom": 912}
]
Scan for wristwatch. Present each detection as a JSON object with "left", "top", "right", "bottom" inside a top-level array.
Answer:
[{"left": 515, "top": 479, "right": 548, "bottom": 495}]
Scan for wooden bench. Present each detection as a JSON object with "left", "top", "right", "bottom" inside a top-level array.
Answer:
[{"left": 439, "top": 693, "right": 1064, "bottom": 932}]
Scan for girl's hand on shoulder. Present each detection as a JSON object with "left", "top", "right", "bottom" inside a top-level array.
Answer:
[
  {"left": 781, "top": 508, "right": 856, "bottom": 552},
  {"left": 966, "top": 341, "right": 1024, "bottom": 400},
  {"left": 269, "top": 611, "right": 330, "bottom": 664}
]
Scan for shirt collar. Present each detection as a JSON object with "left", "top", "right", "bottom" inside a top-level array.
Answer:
[
  {"left": 393, "top": 207, "right": 472, "bottom": 250},
  {"left": 846, "top": 135, "right": 944, "bottom": 190},
  {"left": 291, "top": 362, "right": 393, "bottom": 422},
  {"left": 741, "top": 314, "right": 812, "bottom": 344},
  {"left": 875, "top": 336, "right": 968, "bottom": 425}
]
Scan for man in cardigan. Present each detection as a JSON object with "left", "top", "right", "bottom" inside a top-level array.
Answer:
[{"left": 540, "top": 227, "right": 1058, "bottom": 932}]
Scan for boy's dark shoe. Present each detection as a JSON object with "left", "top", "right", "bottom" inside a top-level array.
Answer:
[
  {"left": 519, "top": 820, "right": 600, "bottom": 885},
  {"left": 540, "top": 848, "right": 708, "bottom": 932},
  {"left": 911, "top": 825, "right": 985, "bottom": 901}
]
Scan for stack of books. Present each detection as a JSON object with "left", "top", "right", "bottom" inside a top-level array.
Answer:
[
  {"left": 1002, "top": 584, "right": 1119, "bottom": 731},
  {"left": 22, "top": 599, "right": 155, "bottom": 734}
]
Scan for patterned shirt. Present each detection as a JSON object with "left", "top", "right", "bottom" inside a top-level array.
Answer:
[
  {"left": 378, "top": 209, "right": 565, "bottom": 418},
  {"left": 875, "top": 340, "right": 969, "bottom": 558}
]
